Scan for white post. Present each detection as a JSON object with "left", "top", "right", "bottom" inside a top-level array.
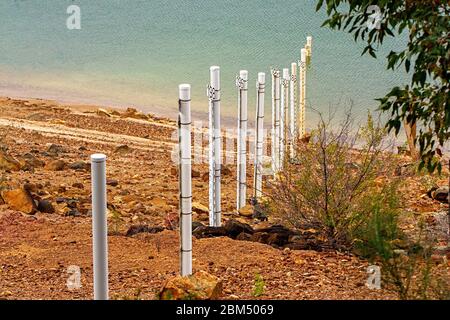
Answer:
[
  {"left": 271, "top": 70, "right": 275, "bottom": 175},
  {"left": 236, "top": 70, "right": 248, "bottom": 210},
  {"left": 306, "top": 36, "right": 313, "bottom": 57},
  {"left": 179, "top": 84, "right": 192, "bottom": 276},
  {"left": 254, "top": 72, "right": 265, "bottom": 198},
  {"left": 91, "top": 153, "right": 108, "bottom": 300},
  {"left": 207, "top": 66, "right": 221, "bottom": 227},
  {"left": 272, "top": 70, "right": 281, "bottom": 175},
  {"left": 280, "top": 68, "right": 290, "bottom": 166},
  {"left": 299, "top": 49, "right": 307, "bottom": 138},
  {"left": 290, "top": 62, "right": 297, "bottom": 158}
]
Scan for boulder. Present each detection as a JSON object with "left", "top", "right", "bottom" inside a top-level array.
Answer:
[
  {"left": 238, "top": 205, "right": 253, "bottom": 217},
  {"left": 69, "top": 161, "right": 90, "bottom": 171},
  {"left": 37, "top": 199, "right": 55, "bottom": 214},
  {"left": 0, "top": 150, "right": 21, "bottom": 171},
  {"left": 96, "top": 108, "right": 111, "bottom": 117},
  {"left": 114, "top": 144, "right": 131, "bottom": 155},
  {"left": 106, "top": 179, "right": 119, "bottom": 187},
  {"left": 20, "top": 153, "right": 45, "bottom": 169},
  {"left": 159, "top": 270, "right": 222, "bottom": 300},
  {"left": 1, "top": 188, "right": 36, "bottom": 214},
  {"left": 223, "top": 219, "right": 254, "bottom": 238},
  {"left": 125, "top": 225, "right": 165, "bottom": 237},
  {"left": 192, "top": 202, "right": 209, "bottom": 215},
  {"left": 221, "top": 165, "right": 232, "bottom": 176},
  {"left": 431, "top": 186, "right": 449, "bottom": 203},
  {"left": 44, "top": 160, "right": 67, "bottom": 171},
  {"left": 47, "top": 144, "right": 66, "bottom": 155}
]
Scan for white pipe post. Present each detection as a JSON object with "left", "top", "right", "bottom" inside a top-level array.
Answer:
[
  {"left": 254, "top": 72, "right": 265, "bottom": 198},
  {"left": 271, "top": 70, "right": 275, "bottom": 175},
  {"left": 236, "top": 70, "right": 248, "bottom": 210},
  {"left": 91, "top": 153, "right": 108, "bottom": 300},
  {"left": 306, "top": 36, "right": 313, "bottom": 57},
  {"left": 207, "top": 66, "right": 221, "bottom": 227},
  {"left": 273, "top": 70, "right": 281, "bottom": 175},
  {"left": 290, "top": 62, "right": 297, "bottom": 158},
  {"left": 299, "top": 49, "right": 307, "bottom": 138},
  {"left": 179, "top": 84, "right": 192, "bottom": 276},
  {"left": 280, "top": 68, "right": 290, "bottom": 166}
]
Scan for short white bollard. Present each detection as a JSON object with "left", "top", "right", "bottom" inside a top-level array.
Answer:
[
  {"left": 236, "top": 70, "right": 248, "bottom": 210},
  {"left": 91, "top": 153, "right": 108, "bottom": 300},
  {"left": 254, "top": 72, "right": 265, "bottom": 198},
  {"left": 178, "top": 84, "right": 192, "bottom": 276}
]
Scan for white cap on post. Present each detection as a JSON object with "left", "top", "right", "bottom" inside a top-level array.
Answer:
[
  {"left": 283, "top": 68, "right": 289, "bottom": 80},
  {"left": 179, "top": 84, "right": 191, "bottom": 100},
  {"left": 258, "top": 72, "right": 265, "bottom": 84},
  {"left": 210, "top": 66, "right": 220, "bottom": 90},
  {"left": 240, "top": 70, "right": 248, "bottom": 81}
]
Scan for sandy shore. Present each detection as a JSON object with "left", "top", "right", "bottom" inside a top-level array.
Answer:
[{"left": 1, "top": 96, "right": 447, "bottom": 300}]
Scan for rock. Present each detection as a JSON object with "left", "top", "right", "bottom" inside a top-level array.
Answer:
[
  {"left": 159, "top": 270, "right": 222, "bottom": 300},
  {"left": 44, "top": 160, "right": 66, "bottom": 171},
  {"left": 193, "top": 226, "right": 227, "bottom": 238},
  {"left": 1, "top": 188, "right": 36, "bottom": 214},
  {"left": 69, "top": 161, "right": 90, "bottom": 171},
  {"left": 0, "top": 150, "right": 21, "bottom": 171},
  {"left": 97, "top": 108, "right": 111, "bottom": 117},
  {"left": 236, "top": 232, "right": 252, "bottom": 241},
  {"left": 192, "top": 221, "right": 205, "bottom": 231},
  {"left": 126, "top": 225, "right": 165, "bottom": 236},
  {"left": 37, "top": 199, "right": 55, "bottom": 214},
  {"left": 221, "top": 165, "right": 232, "bottom": 176},
  {"left": 223, "top": 219, "right": 254, "bottom": 238},
  {"left": 114, "top": 144, "right": 131, "bottom": 155},
  {"left": 47, "top": 144, "right": 66, "bottom": 155},
  {"left": 431, "top": 186, "right": 449, "bottom": 203},
  {"left": 201, "top": 172, "right": 209, "bottom": 182},
  {"left": 170, "top": 167, "right": 178, "bottom": 176},
  {"left": 106, "top": 179, "right": 119, "bottom": 187},
  {"left": 192, "top": 169, "right": 201, "bottom": 178},
  {"left": 238, "top": 205, "right": 253, "bottom": 217},
  {"left": 250, "top": 232, "right": 270, "bottom": 244},
  {"left": 72, "top": 182, "right": 84, "bottom": 189},
  {"left": 192, "top": 202, "right": 209, "bottom": 215},
  {"left": 20, "top": 153, "right": 45, "bottom": 169}
]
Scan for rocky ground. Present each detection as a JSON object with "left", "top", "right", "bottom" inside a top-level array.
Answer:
[{"left": 0, "top": 97, "right": 448, "bottom": 300}]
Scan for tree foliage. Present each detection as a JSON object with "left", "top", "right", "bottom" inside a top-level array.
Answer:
[{"left": 316, "top": 0, "right": 450, "bottom": 172}]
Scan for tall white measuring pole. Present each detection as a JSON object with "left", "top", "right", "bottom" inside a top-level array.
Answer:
[
  {"left": 236, "top": 70, "right": 248, "bottom": 209},
  {"left": 272, "top": 69, "right": 281, "bottom": 175},
  {"left": 91, "top": 153, "right": 108, "bottom": 300},
  {"left": 254, "top": 72, "right": 265, "bottom": 198},
  {"left": 290, "top": 62, "right": 297, "bottom": 158},
  {"left": 207, "top": 66, "right": 221, "bottom": 227},
  {"left": 299, "top": 48, "right": 307, "bottom": 138},
  {"left": 280, "top": 68, "right": 290, "bottom": 166},
  {"left": 178, "top": 84, "right": 192, "bottom": 276}
]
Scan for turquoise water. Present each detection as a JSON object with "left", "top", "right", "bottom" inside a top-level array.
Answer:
[{"left": 0, "top": 0, "right": 408, "bottom": 123}]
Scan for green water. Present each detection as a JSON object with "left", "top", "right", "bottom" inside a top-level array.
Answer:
[{"left": 0, "top": 0, "right": 408, "bottom": 123}]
